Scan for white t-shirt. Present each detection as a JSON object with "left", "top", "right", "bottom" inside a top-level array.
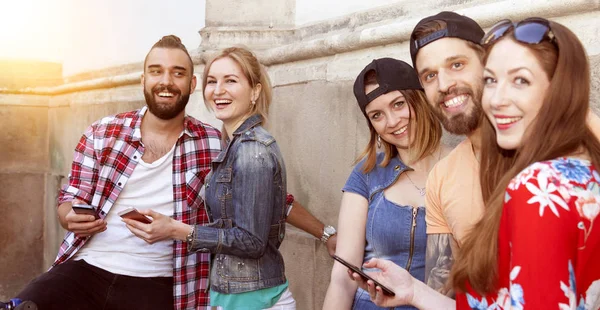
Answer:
[{"left": 74, "top": 145, "right": 176, "bottom": 277}]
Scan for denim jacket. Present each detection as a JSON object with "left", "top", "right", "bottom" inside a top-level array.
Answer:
[
  {"left": 190, "top": 114, "right": 287, "bottom": 294},
  {"left": 343, "top": 153, "right": 426, "bottom": 310}
]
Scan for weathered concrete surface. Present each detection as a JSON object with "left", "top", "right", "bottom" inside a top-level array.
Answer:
[
  {"left": 0, "top": 173, "right": 45, "bottom": 300},
  {"left": 0, "top": 59, "right": 56, "bottom": 301},
  {"left": 591, "top": 55, "right": 600, "bottom": 112},
  {"left": 0, "top": 99, "right": 51, "bottom": 299},
  {"left": 200, "top": 0, "right": 600, "bottom": 66},
  {"left": 0, "top": 105, "right": 49, "bottom": 174},
  {"left": 267, "top": 81, "right": 357, "bottom": 309},
  {"left": 270, "top": 81, "right": 365, "bottom": 223},
  {"left": 280, "top": 228, "right": 333, "bottom": 310},
  {"left": 43, "top": 174, "right": 66, "bottom": 269},
  {"left": 0, "top": 61, "right": 62, "bottom": 89},
  {"left": 205, "top": 0, "right": 295, "bottom": 28}
]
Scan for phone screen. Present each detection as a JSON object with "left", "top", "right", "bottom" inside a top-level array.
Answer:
[{"left": 332, "top": 255, "right": 395, "bottom": 296}]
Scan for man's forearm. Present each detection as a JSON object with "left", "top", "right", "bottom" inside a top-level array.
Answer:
[
  {"left": 425, "top": 234, "right": 455, "bottom": 297},
  {"left": 286, "top": 201, "right": 324, "bottom": 238}
]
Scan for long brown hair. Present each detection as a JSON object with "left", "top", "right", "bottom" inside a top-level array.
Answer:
[
  {"left": 356, "top": 72, "right": 442, "bottom": 172},
  {"left": 452, "top": 21, "right": 600, "bottom": 294}
]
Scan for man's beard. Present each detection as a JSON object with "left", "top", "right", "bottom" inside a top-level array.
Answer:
[
  {"left": 431, "top": 86, "right": 483, "bottom": 135},
  {"left": 144, "top": 84, "right": 191, "bottom": 120}
]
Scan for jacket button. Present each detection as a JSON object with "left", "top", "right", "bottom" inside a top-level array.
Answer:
[{"left": 394, "top": 165, "right": 400, "bottom": 171}]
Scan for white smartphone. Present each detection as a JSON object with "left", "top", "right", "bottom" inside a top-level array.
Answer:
[{"left": 117, "top": 207, "right": 152, "bottom": 224}]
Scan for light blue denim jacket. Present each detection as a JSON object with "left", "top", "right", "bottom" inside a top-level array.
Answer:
[
  {"left": 343, "top": 153, "right": 426, "bottom": 310},
  {"left": 189, "top": 114, "right": 287, "bottom": 294}
]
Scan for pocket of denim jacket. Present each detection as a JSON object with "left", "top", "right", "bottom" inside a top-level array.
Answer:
[
  {"left": 216, "top": 168, "right": 232, "bottom": 183},
  {"left": 215, "top": 255, "right": 259, "bottom": 281}
]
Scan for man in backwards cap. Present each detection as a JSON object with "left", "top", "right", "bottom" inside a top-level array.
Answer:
[{"left": 408, "top": 11, "right": 487, "bottom": 297}]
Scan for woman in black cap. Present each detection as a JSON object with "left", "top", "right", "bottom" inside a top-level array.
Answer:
[{"left": 323, "top": 58, "right": 449, "bottom": 309}]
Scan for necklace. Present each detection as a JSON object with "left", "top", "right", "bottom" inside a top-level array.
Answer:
[
  {"left": 406, "top": 172, "right": 426, "bottom": 196},
  {"left": 400, "top": 147, "right": 442, "bottom": 197}
]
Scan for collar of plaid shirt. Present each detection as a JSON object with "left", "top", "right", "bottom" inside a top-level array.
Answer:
[{"left": 55, "top": 107, "right": 222, "bottom": 309}]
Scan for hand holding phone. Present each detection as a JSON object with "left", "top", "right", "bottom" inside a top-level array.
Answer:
[
  {"left": 333, "top": 255, "right": 395, "bottom": 296},
  {"left": 118, "top": 207, "right": 152, "bottom": 224},
  {"left": 72, "top": 203, "right": 100, "bottom": 219},
  {"left": 66, "top": 202, "right": 106, "bottom": 237}
]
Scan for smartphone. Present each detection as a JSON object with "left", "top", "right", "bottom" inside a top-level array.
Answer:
[
  {"left": 333, "top": 255, "right": 395, "bottom": 296},
  {"left": 72, "top": 203, "right": 99, "bottom": 219},
  {"left": 117, "top": 207, "right": 152, "bottom": 224}
]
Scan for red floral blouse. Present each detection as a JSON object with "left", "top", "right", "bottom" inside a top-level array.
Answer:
[{"left": 457, "top": 158, "right": 600, "bottom": 309}]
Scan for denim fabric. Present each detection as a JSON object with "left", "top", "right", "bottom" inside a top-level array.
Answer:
[
  {"left": 191, "top": 114, "right": 287, "bottom": 294},
  {"left": 343, "top": 153, "right": 426, "bottom": 310}
]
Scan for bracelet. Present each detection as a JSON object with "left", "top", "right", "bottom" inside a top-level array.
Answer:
[{"left": 185, "top": 226, "right": 195, "bottom": 245}]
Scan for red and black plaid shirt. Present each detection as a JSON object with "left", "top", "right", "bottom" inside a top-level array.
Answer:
[{"left": 55, "top": 107, "right": 222, "bottom": 309}]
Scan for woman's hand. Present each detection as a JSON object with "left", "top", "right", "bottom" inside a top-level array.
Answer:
[
  {"left": 349, "top": 258, "right": 416, "bottom": 308},
  {"left": 123, "top": 209, "right": 187, "bottom": 244},
  {"left": 326, "top": 234, "right": 337, "bottom": 257}
]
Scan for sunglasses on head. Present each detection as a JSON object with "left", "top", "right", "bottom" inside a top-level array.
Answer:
[{"left": 481, "top": 17, "right": 555, "bottom": 46}]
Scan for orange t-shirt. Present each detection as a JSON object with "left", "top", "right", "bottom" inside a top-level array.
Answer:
[
  {"left": 425, "top": 112, "right": 600, "bottom": 251},
  {"left": 425, "top": 138, "right": 484, "bottom": 251}
]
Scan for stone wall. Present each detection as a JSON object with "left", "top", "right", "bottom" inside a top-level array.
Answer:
[
  {"left": 1, "top": 0, "right": 599, "bottom": 308},
  {"left": 0, "top": 92, "right": 51, "bottom": 299}
]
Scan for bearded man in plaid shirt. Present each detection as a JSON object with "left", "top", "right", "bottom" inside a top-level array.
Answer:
[{"left": 17, "top": 35, "right": 335, "bottom": 310}]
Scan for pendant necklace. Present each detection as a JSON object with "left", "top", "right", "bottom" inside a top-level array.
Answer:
[{"left": 406, "top": 172, "right": 426, "bottom": 196}]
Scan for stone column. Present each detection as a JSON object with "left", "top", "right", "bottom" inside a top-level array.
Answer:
[
  {"left": 0, "top": 61, "right": 60, "bottom": 300},
  {"left": 200, "top": 0, "right": 296, "bottom": 55}
]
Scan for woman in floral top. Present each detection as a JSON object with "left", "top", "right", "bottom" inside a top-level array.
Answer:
[
  {"left": 450, "top": 17, "right": 600, "bottom": 309},
  {"left": 347, "top": 18, "right": 600, "bottom": 310}
]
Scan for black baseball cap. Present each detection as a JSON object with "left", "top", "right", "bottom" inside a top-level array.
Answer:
[
  {"left": 353, "top": 58, "right": 423, "bottom": 115},
  {"left": 409, "top": 11, "right": 484, "bottom": 67}
]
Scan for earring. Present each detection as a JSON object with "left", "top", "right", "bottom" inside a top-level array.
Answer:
[
  {"left": 251, "top": 100, "right": 256, "bottom": 105},
  {"left": 377, "top": 135, "right": 381, "bottom": 148}
]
